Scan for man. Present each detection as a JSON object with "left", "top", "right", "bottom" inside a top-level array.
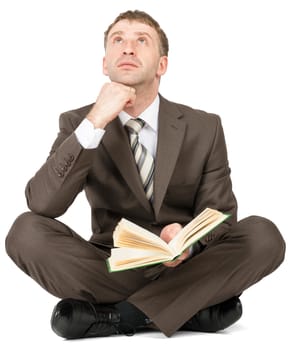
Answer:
[{"left": 6, "top": 10, "right": 285, "bottom": 338}]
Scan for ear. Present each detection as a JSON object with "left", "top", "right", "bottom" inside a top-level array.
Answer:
[
  {"left": 156, "top": 56, "right": 168, "bottom": 77},
  {"left": 103, "top": 57, "right": 109, "bottom": 76}
]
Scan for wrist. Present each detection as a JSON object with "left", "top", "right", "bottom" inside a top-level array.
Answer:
[{"left": 86, "top": 114, "right": 107, "bottom": 129}]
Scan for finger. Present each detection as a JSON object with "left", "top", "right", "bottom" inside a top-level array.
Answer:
[
  {"left": 125, "top": 94, "right": 136, "bottom": 108},
  {"left": 179, "top": 250, "right": 190, "bottom": 261},
  {"left": 160, "top": 223, "right": 182, "bottom": 243},
  {"left": 125, "top": 86, "right": 135, "bottom": 95},
  {"left": 163, "top": 259, "right": 182, "bottom": 268}
]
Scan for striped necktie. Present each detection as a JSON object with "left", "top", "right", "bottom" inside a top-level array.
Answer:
[{"left": 125, "top": 118, "right": 154, "bottom": 202}]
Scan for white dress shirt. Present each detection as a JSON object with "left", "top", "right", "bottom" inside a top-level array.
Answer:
[{"left": 75, "top": 95, "right": 160, "bottom": 157}]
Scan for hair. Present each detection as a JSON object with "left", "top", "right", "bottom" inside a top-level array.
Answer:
[{"left": 104, "top": 10, "right": 169, "bottom": 57}]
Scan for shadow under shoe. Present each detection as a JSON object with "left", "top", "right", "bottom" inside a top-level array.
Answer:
[
  {"left": 51, "top": 298, "right": 124, "bottom": 339},
  {"left": 181, "top": 297, "right": 243, "bottom": 332}
]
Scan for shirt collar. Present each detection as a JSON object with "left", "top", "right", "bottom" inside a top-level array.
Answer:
[{"left": 119, "top": 95, "right": 160, "bottom": 133}]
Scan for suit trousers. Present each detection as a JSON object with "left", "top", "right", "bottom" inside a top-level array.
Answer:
[{"left": 6, "top": 212, "right": 285, "bottom": 337}]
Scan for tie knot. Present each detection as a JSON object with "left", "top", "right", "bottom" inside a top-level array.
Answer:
[{"left": 125, "top": 118, "right": 145, "bottom": 135}]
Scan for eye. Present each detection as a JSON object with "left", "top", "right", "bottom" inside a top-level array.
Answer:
[
  {"left": 113, "top": 36, "right": 123, "bottom": 44},
  {"left": 138, "top": 37, "right": 147, "bottom": 44}
]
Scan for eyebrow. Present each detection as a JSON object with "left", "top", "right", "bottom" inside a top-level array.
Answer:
[{"left": 109, "top": 31, "right": 153, "bottom": 40}]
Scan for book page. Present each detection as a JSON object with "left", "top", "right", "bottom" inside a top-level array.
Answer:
[
  {"left": 168, "top": 208, "right": 229, "bottom": 254},
  {"left": 113, "top": 218, "right": 175, "bottom": 255},
  {"left": 107, "top": 247, "right": 173, "bottom": 272}
]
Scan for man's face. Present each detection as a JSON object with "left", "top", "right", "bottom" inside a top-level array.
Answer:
[{"left": 103, "top": 20, "right": 167, "bottom": 88}]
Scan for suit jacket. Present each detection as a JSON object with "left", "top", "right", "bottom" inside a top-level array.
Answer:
[{"left": 25, "top": 95, "right": 237, "bottom": 250}]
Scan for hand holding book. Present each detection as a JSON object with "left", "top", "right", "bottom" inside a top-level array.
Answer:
[
  {"left": 159, "top": 222, "right": 191, "bottom": 268},
  {"left": 107, "top": 208, "right": 230, "bottom": 272}
]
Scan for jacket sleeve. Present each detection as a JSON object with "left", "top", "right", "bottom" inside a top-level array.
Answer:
[
  {"left": 25, "top": 112, "right": 95, "bottom": 218},
  {"left": 194, "top": 115, "right": 238, "bottom": 245}
]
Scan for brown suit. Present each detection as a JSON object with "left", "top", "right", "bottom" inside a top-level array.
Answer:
[{"left": 6, "top": 95, "right": 285, "bottom": 336}]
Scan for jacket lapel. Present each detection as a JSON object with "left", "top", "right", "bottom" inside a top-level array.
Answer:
[
  {"left": 102, "top": 118, "right": 152, "bottom": 213},
  {"left": 102, "top": 97, "right": 186, "bottom": 217},
  {"left": 153, "top": 97, "right": 186, "bottom": 217}
]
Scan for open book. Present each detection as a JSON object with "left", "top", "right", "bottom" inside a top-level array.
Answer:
[{"left": 107, "top": 208, "right": 230, "bottom": 272}]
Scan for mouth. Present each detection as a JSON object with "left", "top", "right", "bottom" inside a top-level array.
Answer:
[
  {"left": 117, "top": 59, "right": 140, "bottom": 69},
  {"left": 117, "top": 63, "right": 139, "bottom": 69}
]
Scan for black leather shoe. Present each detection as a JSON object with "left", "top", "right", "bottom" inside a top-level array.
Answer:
[
  {"left": 181, "top": 297, "right": 242, "bottom": 332},
  {"left": 51, "top": 298, "right": 135, "bottom": 339}
]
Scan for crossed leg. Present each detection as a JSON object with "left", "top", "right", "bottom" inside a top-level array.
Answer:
[{"left": 6, "top": 212, "right": 285, "bottom": 336}]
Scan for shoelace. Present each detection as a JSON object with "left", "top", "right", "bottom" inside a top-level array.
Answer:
[{"left": 87, "top": 301, "right": 136, "bottom": 336}]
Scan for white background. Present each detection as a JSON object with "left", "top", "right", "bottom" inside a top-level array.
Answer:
[{"left": 0, "top": 0, "right": 290, "bottom": 349}]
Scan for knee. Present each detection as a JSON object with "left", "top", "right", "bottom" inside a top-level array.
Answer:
[
  {"left": 6, "top": 212, "right": 45, "bottom": 261},
  {"left": 239, "top": 215, "right": 286, "bottom": 269}
]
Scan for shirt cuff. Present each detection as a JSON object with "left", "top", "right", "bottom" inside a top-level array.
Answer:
[{"left": 74, "top": 118, "right": 105, "bottom": 149}]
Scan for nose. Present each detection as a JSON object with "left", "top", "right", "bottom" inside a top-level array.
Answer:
[
  {"left": 122, "top": 40, "right": 135, "bottom": 56},
  {"left": 123, "top": 48, "right": 135, "bottom": 56}
]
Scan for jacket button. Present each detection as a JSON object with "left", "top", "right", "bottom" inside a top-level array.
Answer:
[
  {"left": 55, "top": 168, "right": 64, "bottom": 177},
  {"left": 64, "top": 156, "right": 72, "bottom": 167},
  {"left": 68, "top": 154, "right": 74, "bottom": 162},
  {"left": 60, "top": 165, "right": 68, "bottom": 172}
]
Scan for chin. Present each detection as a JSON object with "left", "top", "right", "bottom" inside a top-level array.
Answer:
[
  {"left": 110, "top": 75, "right": 141, "bottom": 87},
  {"left": 114, "top": 80, "right": 137, "bottom": 87}
]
